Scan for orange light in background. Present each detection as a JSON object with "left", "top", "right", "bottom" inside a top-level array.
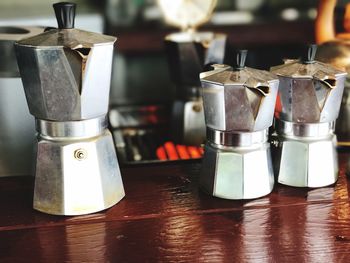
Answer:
[
  {"left": 156, "top": 146, "right": 167, "bottom": 160},
  {"left": 176, "top": 145, "right": 191, "bottom": 160},
  {"left": 164, "top": 141, "right": 179, "bottom": 160},
  {"left": 274, "top": 93, "right": 282, "bottom": 119},
  {"left": 156, "top": 142, "right": 203, "bottom": 161},
  {"left": 187, "top": 146, "right": 202, "bottom": 159},
  {"left": 198, "top": 147, "right": 204, "bottom": 155}
]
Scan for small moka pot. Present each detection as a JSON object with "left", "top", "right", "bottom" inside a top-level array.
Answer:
[
  {"left": 15, "top": 2, "right": 125, "bottom": 215},
  {"left": 164, "top": 32, "right": 226, "bottom": 145},
  {"left": 271, "top": 44, "right": 347, "bottom": 187},
  {"left": 199, "top": 50, "right": 279, "bottom": 199},
  {"left": 158, "top": 0, "right": 225, "bottom": 145}
]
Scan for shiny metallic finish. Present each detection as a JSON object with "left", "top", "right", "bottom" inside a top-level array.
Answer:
[
  {"left": 207, "top": 128, "right": 267, "bottom": 147},
  {"left": 15, "top": 29, "right": 116, "bottom": 121},
  {"left": 36, "top": 116, "right": 107, "bottom": 139},
  {"left": 15, "top": 3, "right": 124, "bottom": 215},
  {"left": 0, "top": 26, "right": 43, "bottom": 177},
  {"left": 34, "top": 129, "right": 125, "bottom": 215},
  {"left": 273, "top": 133, "right": 338, "bottom": 187},
  {"left": 200, "top": 61, "right": 278, "bottom": 200},
  {"left": 271, "top": 60, "right": 347, "bottom": 123},
  {"left": 272, "top": 54, "right": 347, "bottom": 187},
  {"left": 200, "top": 64, "right": 279, "bottom": 132},
  {"left": 275, "top": 119, "right": 334, "bottom": 138},
  {"left": 165, "top": 31, "right": 226, "bottom": 145},
  {"left": 200, "top": 142, "right": 274, "bottom": 199}
]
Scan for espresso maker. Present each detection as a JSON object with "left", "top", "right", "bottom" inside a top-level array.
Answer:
[
  {"left": 271, "top": 44, "right": 347, "bottom": 187},
  {"left": 199, "top": 50, "right": 279, "bottom": 199},
  {"left": 15, "top": 2, "right": 125, "bottom": 215},
  {"left": 159, "top": 0, "right": 226, "bottom": 145}
]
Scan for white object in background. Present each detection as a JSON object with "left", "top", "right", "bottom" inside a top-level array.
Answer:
[{"left": 0, "top": 14, "right": 103, "bottom": 33}]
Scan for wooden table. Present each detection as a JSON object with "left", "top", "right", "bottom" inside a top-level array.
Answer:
[{"left": 1, "top": 153, "right": 350, "bottom": 262}]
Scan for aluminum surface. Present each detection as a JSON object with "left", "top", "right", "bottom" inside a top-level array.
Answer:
[
  {"left": 199, "top": 61, "right": 277, "bottom": 200},
  {"left": 34, "top": 129, "right": 125, "bottom": 215},
  {"left": 207, "top": 128, "right": 268, "bottom": 147},
  {"left": 200, "top": 64, "right": 279, "bottom": 132},
  {"left": 200, "top": 142, "right": 274, "bottom": 199},
  {"left": 15, "top": 43, "right": 115, "bottom": 121},
  {"left": 271, "top": 59, "right": 347, "bottom": 123},
  {"left": 36, "top": 115, "right": 107, "bottom": 139},
  {"left": 273, "top": 133, "right": 338, "bottom": 187},
  {"left": 15, "top": 28, "right": 115, "bottom": 48},
  {"left": 272, "top": 56, "right": 346, "bottom": 188},
  {"left": 14, "top": 3, "right": 124, "bottom": 215},
  {"left": 275, "top": 119, "right": 334, "bottom": 138}
]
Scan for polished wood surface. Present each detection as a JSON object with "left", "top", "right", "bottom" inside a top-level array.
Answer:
[{"left": 1, "top": 153, "right": 350, "bottom": 262}]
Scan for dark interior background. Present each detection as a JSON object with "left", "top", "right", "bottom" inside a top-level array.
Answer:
[{"left": 1, "top": 0, "right": 349, "bottom": 106}]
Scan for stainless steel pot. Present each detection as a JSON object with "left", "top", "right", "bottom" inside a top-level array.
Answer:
[
  {"left": 164, "top": 31, "right": 226, "bottom": 145},
  {"left": 271, "top": 44, "right": 347, "bottom": 187},
  {"left": 14, "top": 2, "right": 125, "bottom": 215},
  {"left": 199, "top": 50, "right": 279, "bottom": 199}
]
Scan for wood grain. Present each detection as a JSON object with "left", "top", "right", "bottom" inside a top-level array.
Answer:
[
  {"left": 0, "top": 152, "right": 349, "bottom": 262},
  {"left": 0, "top": 153, "right": 349, "bottom": 231},
  {"left": 1, "top": 203, "right": 350, "bottom": 263}
]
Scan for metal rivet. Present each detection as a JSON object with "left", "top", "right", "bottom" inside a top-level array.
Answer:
[{"left": 74, "top": 148, "right": 87, "bottom": 160}]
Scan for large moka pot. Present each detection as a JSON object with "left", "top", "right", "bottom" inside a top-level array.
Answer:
[
  {"left": 15, "top": 2, "right": 125, "bottom": 215},
  {"left": 199, "top": 50, "right": 279, "bottom": 199},
  {"left": 271, "top": 44, "right": 347, "bottom": 187},
  {"left": 0, "top": 26, "right": 43, "bottom": 176}
]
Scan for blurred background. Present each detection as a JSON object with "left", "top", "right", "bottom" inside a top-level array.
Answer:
[
  {"left": 2, "top": 0, "right": 349, "bottom": 106},
  {"left": 1, "top": 0, "right": 350, "bottom": 164}
]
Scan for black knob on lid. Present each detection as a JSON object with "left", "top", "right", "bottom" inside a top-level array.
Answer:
[
  {"left": 301, "top": 44, "right": 317, "bottom": 64},
  {"left": 234, "top": 50, "right": 247, "bottom": 70},
  {"left": 53, "top": 2, "right": 76, "bottom": 29}
]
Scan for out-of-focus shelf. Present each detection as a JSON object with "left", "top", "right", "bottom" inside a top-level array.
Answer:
[{"left": 109, "top": 20, "right": 315, "bottom": 53}]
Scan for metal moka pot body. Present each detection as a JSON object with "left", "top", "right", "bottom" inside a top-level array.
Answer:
[
  {"left": 164, "top": 31, "right": 226, "bottom": 145},
  {"left": 14, "top": 2, "right": 125, "bottom": 215},
  {"left": 15, "top": 29, "right": 115, "bottom": 121},
  {"left": 271, "top": 46, "right": 347, "bottom": 187},
  {"left": 199, "top": 58, "right": 279, "bottom": 200}
]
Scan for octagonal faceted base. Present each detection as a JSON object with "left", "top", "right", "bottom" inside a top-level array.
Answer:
[
  {"left": 275, "top": 134, "right": 338, "bottom": 187},
  {"left": 200, "top": 142, "right": 274, "bottom": 200},
  {"left": 33, "top": 130, "right": 125, "bottom": 215}
]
